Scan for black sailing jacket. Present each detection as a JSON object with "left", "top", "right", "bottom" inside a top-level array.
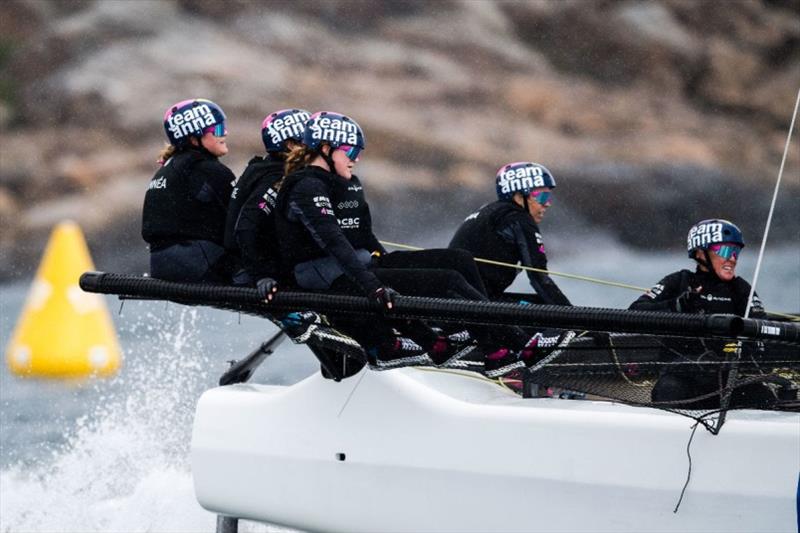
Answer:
[
  {"left": 276, "top": 166, "right": 383, "bottom": 293},
  {"left": 142, "top": 149, "right": 235, "bottom": 249},
  {"left": 629, "top": 268, "right": 765, "bottom": 317},
  {"left": 449, "top": 200, "right": 571, "bottom": 304}
]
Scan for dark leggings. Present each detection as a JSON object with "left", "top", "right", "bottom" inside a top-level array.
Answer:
[
  {"left": 377, "top": 248, "right": 488, "bottom": 299},
  {"left": 330, "top": 266, "right": 529, "bottom": 351},
  {"left": 149, "top": 240, "right": 232, "bottom": 284}
]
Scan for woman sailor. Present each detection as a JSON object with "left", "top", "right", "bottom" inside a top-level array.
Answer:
[
  {"left": 224, "top": 108, "right": 311, "bottom": 297},
  {"left": 448, "top": 161, "right": 571, "bottom": 305},
  {"left": 629, "top": 219, "right": 773, "bottom": 408},
  {"left": 142, "top": 99, "right": 236, "bottom": 283},
  {"left": 629, "top": 219, "right": 764, "bottom": 316}
]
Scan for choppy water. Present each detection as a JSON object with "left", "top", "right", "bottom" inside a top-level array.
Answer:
[{"left": 1, "top": 244, "right": 797, "bottom": 532}]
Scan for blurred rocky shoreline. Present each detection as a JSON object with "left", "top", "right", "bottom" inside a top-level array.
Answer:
[{"left": 1, "top": 0, "right": 798, "bottom": 281}]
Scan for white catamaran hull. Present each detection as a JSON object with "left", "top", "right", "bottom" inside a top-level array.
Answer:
[{"left": 191, "top": 368, "right": 800, "bottom": 533}]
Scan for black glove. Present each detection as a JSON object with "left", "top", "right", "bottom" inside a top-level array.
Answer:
[
  {"left": 674, "top": 287, "right": 703, "bottom": 313},
  {"left": 370, "top": 286, "right": 399, "bottom": 310},
  {"left": 370, "top": 251, "right": 382, "bottom": 267},
  {"left": 256, "top": 277, "right": 278, "bottom": 301}
]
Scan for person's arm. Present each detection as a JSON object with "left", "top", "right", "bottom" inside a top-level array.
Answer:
[
  {"left": 195, "top": 160, "right": 236, "bottom": 209},
  {"left": 629, "top": 272, "right": 686, "bottom": 312},
  {"left": 287, "top": 178, "right": 382, "bottom": 294},
  {"left": 502, "top": 218, "right": 571, "bottom": 305}
]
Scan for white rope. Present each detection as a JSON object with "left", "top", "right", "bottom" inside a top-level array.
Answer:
[{"left": 744, "top": 87, "right": 800, "bottom": 319}]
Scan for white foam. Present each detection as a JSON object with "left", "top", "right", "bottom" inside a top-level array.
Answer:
[{"left": 0, "top": 306, "right": 298, "bottom": 532}]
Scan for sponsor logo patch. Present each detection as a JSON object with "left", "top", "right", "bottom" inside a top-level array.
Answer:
[
  {"left": 148, "top": 177, "right": 167, "bottom": 190},
  {"left": 338, "top": 217, "right": 360, "bottom": 229}
]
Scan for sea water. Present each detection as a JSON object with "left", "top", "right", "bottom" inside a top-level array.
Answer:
[{"left": 1, "top": 245, "right": 797, "bottom": 532}]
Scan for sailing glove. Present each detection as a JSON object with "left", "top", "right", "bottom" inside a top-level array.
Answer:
[
  {"left": 674, "top": 288, "right": 703, "bottom": 313},
  {"left": 371, "top": 286, "right": 399, "bottom": 310},
  {"left": 256, "top": 277, "right": 279, "bottom": 300}
]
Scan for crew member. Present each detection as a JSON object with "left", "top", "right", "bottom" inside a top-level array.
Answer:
[
  {"left": 142, "top": 99, "right": 235, "bottom": 283},
  {"left": 449, "top": 162, "right": 571, "bottom": 305},
  {"left": 224, "top": 108, "right": 311, "bottom": 298},
  {"left": 630, "top": 219, "right": 773, "bottom": 408}
]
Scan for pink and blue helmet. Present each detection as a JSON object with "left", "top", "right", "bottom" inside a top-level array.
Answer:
[
  {"left": 261, "top": 108, "right": 311, "bottom": 153},
  {"left": 302, "top": 111, "right": 365, "bottom": 152},
  {"left": 686, "top": 219, "right": 744, "bottom": 258},
  {"left": 495, "top": 162, "right": 556, "bottom": 201},
  {"left": 163, "top": 99, "right": 226, "bottom": 147}
]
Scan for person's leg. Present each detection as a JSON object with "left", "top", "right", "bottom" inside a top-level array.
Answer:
[
  {"left": 379, "top": 248, "right": 488, "bottom": 299},
  {"left": 150, "top": 241, "right": 222, "bottom": 282}
]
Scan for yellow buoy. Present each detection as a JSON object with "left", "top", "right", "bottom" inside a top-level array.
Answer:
[{"left": 5, "top": 220, "right": 122, "bottom": 378}]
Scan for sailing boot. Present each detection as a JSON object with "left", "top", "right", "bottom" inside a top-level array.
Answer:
[
  {"left": 483, "top": 348, "right": 525, "bottom": 378},
  {"left": 279, "top": 311, "right": 328, "bottom": 342},
  {"left": 367, "top": 336, "right": 433, "bottom": 371}
]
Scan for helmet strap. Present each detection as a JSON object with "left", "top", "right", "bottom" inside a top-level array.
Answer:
[
  {"left": 695, "top": 249, "right": 722, "bottom": 280},
  {"left": 320, "top": 144, "right": 338, "bottom": 176}
]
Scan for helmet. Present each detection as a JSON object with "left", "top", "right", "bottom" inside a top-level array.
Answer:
[
  {"left": 303, "top": 111, "right": 365, "bottom": 151},
  {"left": 495, "top": 162, "right": 556, "bottom": 201},
  {"left": 686, "top": 219, "right": 745, "bottom": 258},
  {"left": 163, "top": 99, "right": 226, "bottom": 146},
  {"left": 261, "top": 108, "right": 311, "bottom": 153}
]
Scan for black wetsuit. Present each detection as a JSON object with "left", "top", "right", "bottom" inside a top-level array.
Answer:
[
  {"left": 142, "top": 148, "right": 235, "bottom": 283},
  {"left": 449, "top": 200, "right": 570, "bottom": 304},
  {"left": 629, "top": 268, "right": 772, "bottom": 409},
  {"left": 224, "top": 155, "right": 284, "bottom": 285}
]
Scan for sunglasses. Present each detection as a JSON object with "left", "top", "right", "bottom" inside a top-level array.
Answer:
[
  {"left": 337, "top": 144, "right": 362, "bottom": 162},
  {"left": 709, "top": 243, "right": 742, "bottom": 260},
  {"left": 204, "top": 123, "right": 227, "bottom": 137},
  {"left": 528, "top": 190, "right": 553, "bottom": 207}
]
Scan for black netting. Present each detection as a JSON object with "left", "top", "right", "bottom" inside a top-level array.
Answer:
[{"left": 519, "top": 332, "right": 799, "bottom": 433}]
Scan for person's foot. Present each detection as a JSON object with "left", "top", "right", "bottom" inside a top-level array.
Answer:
[
  {"left": 367, "top": 337, "right": 433, "bottom": 370},
  {"left": 519, "top": 330, "right": 576, "bottom": 369},
  {"left": 484, "top": 348, "right": 525, "bottom": 378},
  {"left": 280, "top": 311, "right": 328, "bottom": 341},
  {"left": 428, "top": 336, "right": 478, "bottom": 367}
]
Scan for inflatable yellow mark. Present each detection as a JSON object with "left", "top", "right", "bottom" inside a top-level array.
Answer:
[{"left": 5, "top": 221, "right": 122, "bottom": 378}]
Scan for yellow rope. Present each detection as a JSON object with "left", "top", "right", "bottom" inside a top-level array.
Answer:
[
  {"left": 380, "top": 240, "right": 648, "bottom": 291},
  {"left": 379, "top": 239, "right": 800, "bottom": 320}
]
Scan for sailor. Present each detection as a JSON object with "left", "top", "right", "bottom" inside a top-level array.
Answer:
[
  {"left": 630, "top": 219, "right": 764, "bottom": 316},
  {"left": 142, "top": 99, "right": 236, "bottom": 283},
  {"left": 629, "top": 219, "right": 773, "bottom": 408},
  {"left": 448, "top": 162, "right": 571, "bottom": 305},
  {"left": 224, "top": 108, "right": 311, "bottom": 299}
]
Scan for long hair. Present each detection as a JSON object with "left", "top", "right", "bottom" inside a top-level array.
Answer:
[
  {"left": 156, "top": 144, "right": 177, "bottom": 165},
  {"left": 284, "top": 144, "right": 321, "bottom": 177}
]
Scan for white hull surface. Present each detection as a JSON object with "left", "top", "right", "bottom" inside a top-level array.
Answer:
[{"left": 191, "top": 368, "right": 800, "bottom": 533}]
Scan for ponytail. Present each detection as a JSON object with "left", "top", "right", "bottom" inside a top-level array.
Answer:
[
  {"left": 157, "top": 144, "right": 177, "bottom": 166},
  {"left": 284, "top": 144, "right": 319, "bottom": 176}
]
